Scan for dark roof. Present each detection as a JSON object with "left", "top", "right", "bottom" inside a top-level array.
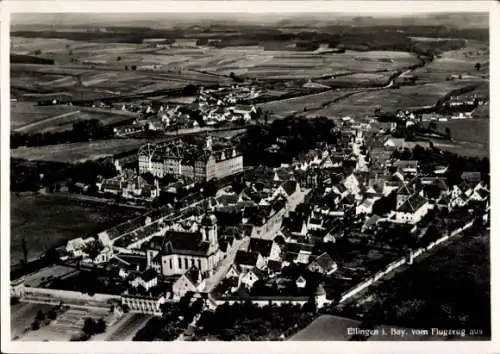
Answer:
[
  {"left": 184, "top": 266, "right": 202, "bottom": 285},
  {"left": 216, "top": 194, "right": 239, "bottom": 206},
  {"left": 248, "top": 238, "right": 273, "bottom": 258},
  {"left": 281, "top": 180, "right": 298, "bottom": 196},
  {"left": 147, "top": 231, "right": 212, "bottom": 257},
  {"left": 285, "top": 242, "right": 313, "bottom": 255},
  {"left": 461, "top": 172, "right": 481, "bottom": 182},
  {"left": 267, "top": 260, "right": 282, "bottom": 272},
  {"left": 141, "top": 268, "right": 158, "bottom": 282},
  {"left": 397, "top": 194, "right": 428, "bottom": 213},
  {"left": 477, "top": 189, "right": 489, "bottom": 199},
  {"left": 310, "top": 252, "right": 335, "bottom": 271},
  {"left": 235, "top": 250, "right": 259, "bottom": 266}
]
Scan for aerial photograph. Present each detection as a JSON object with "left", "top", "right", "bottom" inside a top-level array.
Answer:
[{"left": 8, "top": 9, "right": 490, "bottom": 343}]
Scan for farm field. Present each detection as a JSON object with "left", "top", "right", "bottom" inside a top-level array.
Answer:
[
  {"left": 11, "top": 302, "right": 55, "bottom": 340},
  {"left": 306, "top": 81, "right": 484, "bottom": 118},
  {"left": 10, "top": 193, "right": 141, "bottom": 265},
  {"left": 10, "top": 138, "right": 159, "bottom": 163},
  {"left": 366, "top": 232, "right": 490, "bottom": 338},
  {"left": 413, "top": 41, "right": 489, "bottom": 83},
  {"left": 18, "top": 307, "right": 112, "bottom": 341},
  {"left": 11, "top": 37, "right": 420, "bottom": 83},
  {"left": 289, "top": 315, "right": 361, "bottom": 341},
  {"left": 257, "top": 89, "right": 358, "bottom": 118},
  {"left": 11, "top": 102, "right": 79, "bottom": 130},
  {"left": 22, "top": 265, "right": 77, "bottom": 288}
]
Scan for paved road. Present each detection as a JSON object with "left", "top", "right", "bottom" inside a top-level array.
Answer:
[{"left": 203, "top": 237, "right": 250, "bottom": 292}]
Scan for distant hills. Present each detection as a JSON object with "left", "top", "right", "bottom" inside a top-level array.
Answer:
[{"left": 12, "top": 12, "right": 488, "bottom": 31}]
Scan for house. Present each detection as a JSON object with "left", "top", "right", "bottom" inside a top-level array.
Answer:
[
  {"left": 393, "top": 160, "right": 419, "bottom": 175},
  {"left": 235, "top": 250, "right": 266, "bottom": 272},
  {"left": 172, "top": 266, "right": 206, "bottom": 299},
  {"left": 274, "top": 180, "right": 302, "bottom": 209},
  {"left": 343, "top": 174, "right": 361, "bottom": 196},
  {"left": 468, "top": 188, "right": 489, "bottom": 203},
  {"left": 308, "top": 252, "right": 338, "bottom": 275},
  {"left": 461, "top": 172, "right": 482, "bottom": 183},
  {"left": 226, "top": 265, "right": 241, "bottom": 279},
  {"left": 356, "top": 197, "right": 379, "bottom": 215},
  {"left": 239, "top": 268, "right": 265, "bottom": 289},
  {"left": 248, "top": 238, "right": 273, "bottom": 260},
  {"left": 66, "top": 237, "right": 94, "bottom": 258},
  {"left": 267, "top": 260, "right": 283, "bottom": 275},
  {"left": 384, "top": 138, "right": 405, "bottom": 150},
  {"left": 362, "top": 214, "right": 381, "bottom": 232},
  {"left": 295, "top": 276, "right": 307, "bottom": 289},
  {"left": 390, "top": 194, "right": 431, "bottom": 224},
  {"left": 130, "top": 268, "right": 159, "bottom": 291}
]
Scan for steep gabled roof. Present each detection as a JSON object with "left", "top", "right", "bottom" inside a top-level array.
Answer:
[
  {"left": 397, "top": 194, "right": 428, "bottom": 213},
  {"left": 235, "top": 250, "right": 259, "bottom": 266},
  {"left": 310, "top": 252, "right": 336, "bottom": 271},
  {"left": 248, "top": 238, "right": 273, "bottom": 258}
]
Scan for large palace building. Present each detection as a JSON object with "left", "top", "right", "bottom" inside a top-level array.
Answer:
[{"left": 138, "top": 135, "right": 243, "bottom": 182}]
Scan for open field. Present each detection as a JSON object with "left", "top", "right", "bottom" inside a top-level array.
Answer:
[
  {"left": 18, "top": 307, "right": 111, "bottom": 341},
  {"left": 305, "top": 80, "right": 484, "bottom": 118},
  {"left": 367, "top": 232, "right": 490, "bottom": 337},
  {"left": 11, "top": 302, "right": 55, "bottom": 340},
  {"left": 10, "top": 138, "right": 158, "bottom": 163},
  {"left": 11, "top": 37, "right": 420, "bottom": 89},
  {"left": 10, "top": 193, "right": 141, "bottom": 265},
  {"left": 290, "top": 315, "right": 360, "bottom": 341},
  {"left": 257, "top": 89, "right": 358, "bottom": 118},
  {"left": 413, "top": 41, "right": 489, "bottom": 83},
  {"left": 11, "top": 102, "right": 79, "bottom": 130},
  {"left": 22, "top": 265, "right": 77, "bottom": 287}
]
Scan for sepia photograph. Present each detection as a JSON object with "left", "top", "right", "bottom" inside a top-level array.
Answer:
[{"left": 1, "top": 1, "right": 496, "bottom": 352}]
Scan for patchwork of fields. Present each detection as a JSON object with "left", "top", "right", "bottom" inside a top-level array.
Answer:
[
  {"left": 304, "top": 80, "right": 485, "bottom": 118},
  {"left": 12, "top": 102, "right": 139, "bottom": 133}
]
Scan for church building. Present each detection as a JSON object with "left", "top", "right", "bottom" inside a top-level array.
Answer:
[{"left": 145, "top": 213, "right": 225, "bottom": 277}]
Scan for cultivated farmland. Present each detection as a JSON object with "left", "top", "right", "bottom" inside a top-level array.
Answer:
[
  {"left": 258, "top": 89, "right": 359, "bottom": 118},
  {"left": 306, "top": 81, "right": 484, "bottom": 118},
  {"left": 10, "top": 138, "right": 158, "bottom": 163}
]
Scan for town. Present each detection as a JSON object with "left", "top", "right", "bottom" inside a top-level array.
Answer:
[{"left": 8, "top": 11, "right": 490, "bottom": 343}]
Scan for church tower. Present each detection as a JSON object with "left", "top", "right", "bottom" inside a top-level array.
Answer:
[{"left": 201, "top": 213, "right": 218, "bottom": 252}]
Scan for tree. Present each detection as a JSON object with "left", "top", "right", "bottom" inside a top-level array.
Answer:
[
  {"left": 428, "top": 121, "right": 437, "bottom": 130},
  {"left": 35, "top": 310, "right": 45, "bottom": 322},
  {"left": 475, "top": 62, "right": 481, "bottom": 71},
  {"left": 96, "top": 318, "right": 107, "bottom": 334},
  {"left": 445, "top": 127, "right": 452, "bottom": 139},
  {"left": 83, "top": 240, "right": 104, "bottom": 260},
  {"left": 82, "top": 318, "right": 97, "bottom": 336},
  {"left": 117, "top": 56, "right": 122, "bottom": 62},
  {"left": 21, "top": 237, "right": 28, "bottom": 264}
]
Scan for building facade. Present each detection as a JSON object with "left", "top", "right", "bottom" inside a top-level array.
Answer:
[
  {"left": 146, "top": 214, "right": 225, "bottom": 277},
  {"left": 138, "top": 136, "right": 243, "bottom": 182}
]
